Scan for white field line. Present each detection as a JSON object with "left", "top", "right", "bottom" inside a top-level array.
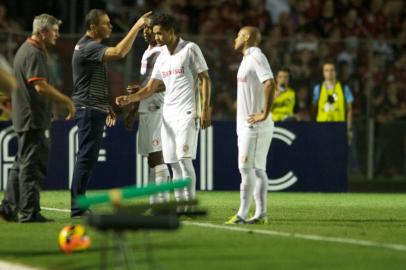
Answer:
[
  {"left": 184, "top": 221, "right": 406, "bottom": 252},
  {"left": 41, "top": 207, "right": 70, "bottom": 213},
  {"left": 0, "top": 261, "right": 42, "bottom": 270},
  {"left": 41, "top": 206, "right": 406, "bottom": 252}
]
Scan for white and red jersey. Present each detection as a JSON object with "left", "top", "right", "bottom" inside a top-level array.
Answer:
[
  {"left": 151, "top": 38, "right": 208, "bottom": 121},
  {"left": 139, "top": 45, "right": 164, "bottom": 113},
  {"left": 236, "top": 47, "right": 274, "bottom": 135}
]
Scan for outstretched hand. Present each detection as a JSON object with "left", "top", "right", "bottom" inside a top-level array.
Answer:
[{"left": 116, "top": 95, "right": 131, "bottom": 107}]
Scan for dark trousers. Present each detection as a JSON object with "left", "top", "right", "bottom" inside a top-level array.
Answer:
[
  {"left": 71, "top": 107, "right": 107, "bottom": 216},
  {"left": 2, "top": 129, "right": 49, "bottom": 221}
]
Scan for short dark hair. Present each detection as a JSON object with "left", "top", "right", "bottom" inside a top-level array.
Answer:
[
  {"left": 278, "top": 67, "right": 290, "bottom": 74},
  {"left": 85, "top": 9, "right": 107, "bottom": 30},
  {"left": 323, "top": 60, "right": 336, "bottom": 67},
  {"left": 151, "top": 14, "right": 179, "bottom": 34}
]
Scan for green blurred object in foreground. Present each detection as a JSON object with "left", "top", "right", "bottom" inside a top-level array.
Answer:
[{"left": 77, "top": 178, "right": 192, "bottom": 209}]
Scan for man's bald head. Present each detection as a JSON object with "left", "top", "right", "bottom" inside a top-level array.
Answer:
[
  {"left": 234, "top": 26, "right": 262, "bottom": 52},
  {"left": 241, "top": 26, "right": 261, "bottom": 45}
]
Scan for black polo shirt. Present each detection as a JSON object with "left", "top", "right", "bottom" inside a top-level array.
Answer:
[
  {"left": 72, "top": 35, "right": 109, "bottom": 112},
  {"left": 12, "top": 38, "right": 52, "bottom": 132}
]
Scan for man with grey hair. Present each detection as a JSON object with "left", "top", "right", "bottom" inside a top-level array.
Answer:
[{"left": 0, "top": 14, "right": 75, "bottom": 223}]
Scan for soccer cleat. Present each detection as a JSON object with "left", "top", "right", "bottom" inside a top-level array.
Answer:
[
  {"left": 246, "top": 215, "right": 268, "bottom": 225},
  {"left": 224, "top": 215, "right": 246, "bottom": 225},
  {"left": 0, "top": 204, "right": 17, "bottom": 222}
]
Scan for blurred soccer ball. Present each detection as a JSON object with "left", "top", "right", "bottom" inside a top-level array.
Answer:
[{"left": 58, "top": 224, "right": 91, "bottom": 253}]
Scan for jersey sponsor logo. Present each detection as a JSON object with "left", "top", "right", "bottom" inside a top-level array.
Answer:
[
  {"left": 161, "top": 67, "right": 185, "bottom": 78},
  {"left": 268, "top": 127, "right": 298, "bottom": 191}
]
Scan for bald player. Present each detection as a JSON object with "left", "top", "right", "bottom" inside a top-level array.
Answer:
[{"left": 225, "top": 26, "right": 276, "bottom": 225}]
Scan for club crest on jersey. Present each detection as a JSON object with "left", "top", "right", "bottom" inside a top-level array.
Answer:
[
  {"left": 182, "top": 144, "right": 189, "bottom": 153},
  {"left": 152, "top": 139, "right": 160, "bottom": 146}
]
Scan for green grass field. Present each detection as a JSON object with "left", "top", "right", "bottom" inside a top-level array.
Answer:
[{"left": 0, "top": 191, "right": 405, "bottom": 270}]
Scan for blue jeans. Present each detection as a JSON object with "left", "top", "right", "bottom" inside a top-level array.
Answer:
[{"left": 70, "top": 107, "right": 107, "bottom": 216}]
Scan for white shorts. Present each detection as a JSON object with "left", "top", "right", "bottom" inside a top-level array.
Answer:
[
  {"left": 137, "top": 111, "right": 163, "bottom": 156},
  {"left": 238, "top": 123, "right": 274, "bottom": 170},
  {"left": 161, "top": 116, "right": 199, "bottom": 163}
]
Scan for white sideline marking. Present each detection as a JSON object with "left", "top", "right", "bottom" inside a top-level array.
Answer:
[
  {"left": 184, "top": 222, "right": 406, "bottom": 252},
  {"left": 0, "top": 261, "right": 42, "bottom": 270},
  {"left": 41, "top": 206, "right": 406, "bottom": 252},
  {"left": 42, "top": 207, "right": 70, "bottom": 213}
]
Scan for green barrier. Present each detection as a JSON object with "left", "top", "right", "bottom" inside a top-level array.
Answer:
[{"left": 77, "top": 178, "right": 191, "bottom": 209}]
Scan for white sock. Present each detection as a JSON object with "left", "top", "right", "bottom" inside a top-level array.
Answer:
[
  {"left": 254, "top": 169, "right": 268, "bottom": 218},
  {"left": 155, "top": 164, "right": 171, "bottom": 202},
  {"left": 237, "top": 168, "right": 255, "bottom": 219},
  {"left": 171, "top": 162, "right": 185, "bottom": 202},
  {"left": 148, "top": 168, "right": 159, "bottom": 204},
  {"left": 179, "top": 158, "right": 196, "bottom": 201}
]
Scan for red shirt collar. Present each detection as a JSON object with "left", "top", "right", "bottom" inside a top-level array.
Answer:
[{"left": 26, "top": 38, "right": 47, "bottom": 54}]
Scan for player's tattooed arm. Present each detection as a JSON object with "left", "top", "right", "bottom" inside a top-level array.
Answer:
[{"left": 198, "top": 70, "right": 211, "bottom": 129}]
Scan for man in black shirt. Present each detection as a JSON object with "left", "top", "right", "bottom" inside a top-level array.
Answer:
[
  {"left": 70, "top": 9, "right": 151, "bottom": 218},
  {"left": 0, "top": 14, "right": 75, "bottom": 223}
]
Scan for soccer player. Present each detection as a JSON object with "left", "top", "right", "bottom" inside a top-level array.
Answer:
[
  {"left": 0, "top": 14, "right": 75, "bottom": 222},
  {"left": 70, "top": 9, "right": 151, "bottom": 218},
  {"left": 225, "top": 26, "right": 276, "bottom": 225},
  {"left": 116, "top": 14, "right": 211, "bottom": 202},
  {"left": 125, "top": 16, "right": 170, "bottom": 203}
]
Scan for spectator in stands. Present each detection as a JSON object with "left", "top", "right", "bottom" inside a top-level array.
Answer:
[
  {"left": 374, "top": 83, "right": 406, "bottom": 177},
  {"left": 362, "top": 0, "right": 386, "bottom": 37},
  {"left": 295, "top": 86, "right": 312, "bottom": 121},
  {"left": 265, "top": 0, "right": 290, "bottom": 25},
  {"left": 244, "top": 0, "right": 273, "bottom": 34},
  {"left": 272, "top": 68, "right": 296, "bottom": 121},
  {"left": 316, "top": 0, "right": 338, "bottom": 38},
  {"left": 0, "top": 3, "right": 22, "bottom": 32}
]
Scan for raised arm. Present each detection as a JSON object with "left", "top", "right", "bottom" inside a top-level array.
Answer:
[
  {"left": 198, "top": 70, "right": 211, "bottom": 129},
  {"left": 103, "top": 11, "right": 152, "bottom": 61}
]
